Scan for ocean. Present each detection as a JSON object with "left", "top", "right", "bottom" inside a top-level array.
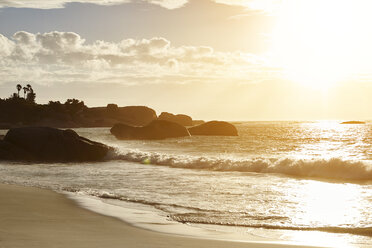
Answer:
[{"left": 0, "top": 121, "right": 371, "bottom": 247}]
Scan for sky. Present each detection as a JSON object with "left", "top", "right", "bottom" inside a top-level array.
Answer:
[{"left": 0, "top": 0, "right": 372, "bottom": 120}]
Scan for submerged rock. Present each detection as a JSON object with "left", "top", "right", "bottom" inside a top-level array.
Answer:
[
  {"left": 111, "top": 120, "right": 190, "bottom": 140},
  {"left": 188, "top": 121, "right": 238, "bottom": 136},
  {"left": 0, "top": 127, "right": 109, "bottom": 162}
]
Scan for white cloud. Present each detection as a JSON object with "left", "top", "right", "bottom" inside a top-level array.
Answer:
[
  {"left": 145, "top": 0, "right": 187, "bottom": 9},
  {"left": 0, "top": 34, "right": 14, "bottom": 57},
  {"left": 0, "top": 0, "right": 279, "bottom": 11},
  {"left": 0, "top": 0, "right": 187, "bottom": 9},
  {"left": 0, "top": 0, "right": 129, "bottom": 9},
  {"left": 0, "top": 31, "right": 279, "bottom": 86},
  {"left": 214, "top": 0, "right": 281, "bottom": 12}
]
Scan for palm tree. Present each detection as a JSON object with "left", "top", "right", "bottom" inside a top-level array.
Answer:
[
  {"left": 23, "top": 87, "right": 29, "bottom": 98},
  {"left": 16, "top": 84, "right": 22, "bottom": 97},
  {"left": 26, "top": 84, "right": 36, "bottom": 103},
  {"left": 26, "top": 84, "right": 33, "bottom": 93}
]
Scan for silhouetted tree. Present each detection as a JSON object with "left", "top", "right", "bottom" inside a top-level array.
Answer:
[
  {"left": 16, "top": 84, "right": 22, "bottom": 97},
  {"left": 22, "top": 87, "right": 28, "bottom": 98},
  {"left": 26, "top": 84, "right": 36, "bottom": 103},
  {"left": 26, "top": 84, "right": 33, "bottom": 92},
  {"left": 26, "top": 91, "right": 36, "bottom": 103},
  {"left": 48, "top": 101, "right": 63, "bottom": 112},
  {"left": 64, "top": 98, "right": 86, "bottom": 116}
]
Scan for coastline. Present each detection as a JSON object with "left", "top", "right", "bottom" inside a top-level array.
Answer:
[{"left": 0, "top": 183, "right": 328, "bottom": 248}]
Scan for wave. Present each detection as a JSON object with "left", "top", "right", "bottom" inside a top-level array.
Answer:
[
  {"left": 171, "top": 216, "right": 372, "bottom": 237},
  {"left": 106, "top": 149, "right": 372, "bottom": 182},
  {"left": 85, "top": 189, "right": 372, "bottom": 238},
  {"left": 88, "top": 190, "right": 222, "bottom": 213}
]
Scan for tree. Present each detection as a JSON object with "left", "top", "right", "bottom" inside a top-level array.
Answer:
[
  {"left": 26, "top": 84, "right": 33, "bottom": 93},
  {"left": 22, "top": 87, "right": 28, "bottom": 98},
  {"left": 48, "top": 101, "right": 63, "bottom": 112},
  {"left": 16, "top": 84, "right": 22, "bottom": 97},
  {"left": 26, "top": 84, "right": 36, "bottom": 103},
  {"left": 64, "top": 98, "right": 86, "bottom": 116},
  {"left": 26, "top": 91, "right": 36, "bottom": 103}
]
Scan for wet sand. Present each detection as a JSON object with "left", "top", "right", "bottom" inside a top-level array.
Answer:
[{"left": 0, "top": 183, "right": 324, "bottom": 248}]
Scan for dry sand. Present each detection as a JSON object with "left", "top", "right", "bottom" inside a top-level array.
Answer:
[{"left": 0, "top": 183, "right": 324, "bottom": 248}]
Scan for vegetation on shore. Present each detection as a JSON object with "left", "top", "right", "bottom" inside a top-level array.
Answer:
[{"left": 0, "top": 85, "right": 87, "bottom": 127}]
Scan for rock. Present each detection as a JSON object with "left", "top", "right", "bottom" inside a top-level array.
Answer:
[
  {"left": 1, "top": 127, "right": 109, "bottom": 161},
  {"left": 158, "top": 112, "right": 193, "bottom": 126},
  {"left": 192, "top": 120, "right": 205, "bottom": 126},
  {"left": 0, "top": 139, "right": 33, "bottom": 160},
  {"left": 340, "top": 121, "right": 366, "bottom": 124},
  {"left": 188, "top": 121, "right": 238, "bottom": 136},
  {"left": 111, "top": 120, "right": 190, "bottom": 140},
  {"left": 85, "top": 106, "right": 157, "bottom": 126}
]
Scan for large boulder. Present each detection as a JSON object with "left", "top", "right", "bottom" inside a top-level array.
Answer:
[
  {"left": 188, "top": 121, "right": 238, "bottom": 136},
  {"left": 0, "top": 139, "right": 33, "bottom": 161},
  {"left": 158, "top": 112, "right": 193, "bottom": 126},
  {"left": 84, "top": 106, "right": 157, "bottom": 126},
  {"left": 192, "top": 120, "right": 205, "bottom": 126},
  {"left": 1, "top": 127, "right": 109, "bottom": 161},
  {"left": 111, "top": 120, "right": 190, "bottom": 140}
]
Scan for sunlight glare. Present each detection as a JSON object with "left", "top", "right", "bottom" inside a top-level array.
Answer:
[{"left": 268, "top": 0, "right": 372, "bottom": 89}]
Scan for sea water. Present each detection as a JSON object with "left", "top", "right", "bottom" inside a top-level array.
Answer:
[{"left": 0, "top": 121, "right": 371, "bottom": 247}]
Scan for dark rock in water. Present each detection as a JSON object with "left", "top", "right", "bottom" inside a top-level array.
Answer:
[
  {"left": 188, "top": 121, "right": 238, "bottom": 136},
  {"left": 158, "top": 112, "right": 193, "bottom": 126},
  {"left": 340, "top": 121, "right": 366, "bottom": 124},
  {"left": 0, "top": 139, "right": 33, "bottom": 161},
  {"left": 111, "top": 120, "right": 190, "bottom": 140},
  {"left": 1, "top": 127, "right": 109, "bottom": 161}
]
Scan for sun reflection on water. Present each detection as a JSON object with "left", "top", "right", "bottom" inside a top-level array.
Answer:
[
  {"left": 291, "top": 121, "right": 371, "bottom": 161},
  {"left": 291, "top": 181, "right": 362, "bottom": 227},
  {"left": 282, "top": 180, "right": 368, "bottom": 247}
]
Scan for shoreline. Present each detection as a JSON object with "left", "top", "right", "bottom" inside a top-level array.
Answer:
[
  {"left": 66, "top": 191, "right": 278, "bottom": 242},
  {"left": 0, "top": 183, "right": 328, "bottom": 248}
]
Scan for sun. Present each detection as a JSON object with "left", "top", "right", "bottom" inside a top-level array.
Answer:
[{"left": 267, "top": 0, "right": 372, "bottom": 89}]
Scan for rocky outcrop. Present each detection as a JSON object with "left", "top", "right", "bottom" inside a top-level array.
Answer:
[
  {"left": 158, "top": 112, "right": 193, "bottom": 126},
  {"left": 188, "top": 121, "right": 238, "bottom": 136},
  {"left": 0, "top": 127, "right": 109, "bottom": 161},
  {"left": 111, "top": 120, "right": 190, "bottom": 140},
  {"left": 84, "top": 105, "right": 157, "bottom": 126},
  {"left": 340, "top": 121, "right": 366, "bottom": 124},
  {"left": 192, "top": 120, "right": 205, "bottom": 126}
]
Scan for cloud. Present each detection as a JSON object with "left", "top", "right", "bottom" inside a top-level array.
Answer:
[
  {"left": 145, "top": 0, "right": 187, "bottom": 9},
  {"left": 0, "top": 0, "right": 187, "bottom": 9},
  {"left": 0, "top": 0, "right": 280, "bottom": 11},
  {"left": 0, "top": 0, "right": 128, "bottom": 9},
  {"left": 0, "top": 31, "right": 279, "bottom": 86},
  {"left": 214, "top": 0, "right": 281, "bottom": 12}
]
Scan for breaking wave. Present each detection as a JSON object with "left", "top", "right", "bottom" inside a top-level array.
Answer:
[{"left": 106, "top": 149, "right": 372, "bottom": 182}]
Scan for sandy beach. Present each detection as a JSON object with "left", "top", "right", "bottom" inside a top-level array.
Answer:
[{"left": 0, "top": 183, "right": 327, "bottom": 248}]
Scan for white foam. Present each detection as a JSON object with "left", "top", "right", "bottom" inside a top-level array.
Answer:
[{"left": 108, "top": 149, "right": 372, "bottom": 181}]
